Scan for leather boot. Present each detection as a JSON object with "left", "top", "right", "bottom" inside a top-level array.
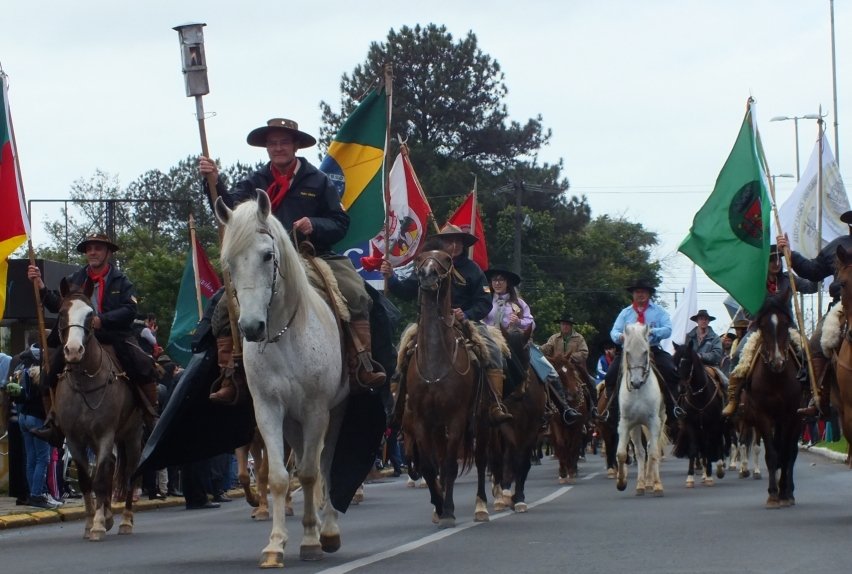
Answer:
[
  {"left": 486, "top": 369, "right": 513, "bottom": 425},
  {"left": 721, "top": 374, "right": 743, "bottom": 417},
  {"left": 348, "top": 319, "right": 386, "bottom": 390},
  {"left": 210, "top": 336, "right": 239, "bottom": 404},
  {"left": 30, "top": 394, "right": 65, "bottom": 449},
  {"left": 139, "top": 381, "right": 160, "bottom": 432},
  {"left": 546, "top": 374, "right": 581, "bottom": 424}
]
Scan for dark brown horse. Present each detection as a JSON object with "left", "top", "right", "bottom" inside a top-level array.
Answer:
[
  {"left": 402, "top": 249, "right": 491, "bottom": 527},
  {"left": 596, "top": 383, "right": 619, "bottom": 479},
  {"left": 741, "top": 291, "right": 803, "bottom": 508},
  {"left": 829, "top": 244, "right": 852, "bottom": 465},
  {"left": 56, "top": 279, "right": 143, "bottom": 540},
  {"left": 489, "top": 329, "right": 546, "bottom": 512},
  {"left": 548, "top": 355, "right": 591, "bottom": 484},
  {"left": 672, "top": 341, "right": 726, "bottom": 487}
]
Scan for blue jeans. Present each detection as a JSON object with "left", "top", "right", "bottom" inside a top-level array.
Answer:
[
  {"left": 529, "top": 345, "right": 558, "bottom": 383},
  {"left": 19, "top": 414, "right": 51, "bottom": 498}
]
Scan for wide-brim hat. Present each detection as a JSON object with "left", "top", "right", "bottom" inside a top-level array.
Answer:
[
  {"left": 76, "top": 233, "right": 119, "bottom": 253},
  {"left": 722, "top": 332, "right": 737, "bottom": 341},
  {"left": 690, "top": 309, "right": 716, "bottom": 322},
  {"left": 156, "top": 354, "right": 173, "bottom": 364},
  {"left": 732, "top": 319, "right": 749, "bottom": 329},
  {"left": 553, "top": 312, "right": 575, "bottom": 324},
  {"left": 841, "top": 210, "right": 852, "bottom": 225},
  {"left": 626, "top": 278, "right": 656, "bottom": 295},
  {"left": 484, "top": 267, "right": 521, "bottom": 287},
  {"left": 769, "top": 244, "right": 779, "bottom": 258},
  {"left": 246, "top": 118, "right": 317, "bottom": 149},
  {"left": 434, "top": 223, "right": 478, "bottom": 248}
]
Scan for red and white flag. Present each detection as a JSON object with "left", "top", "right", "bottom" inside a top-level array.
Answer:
[
  {"left": 448, "top": 191, "right": 489, "bottom": 270},
  {"left": 361, "top": 147, "right": 431, "bottom": 271}
]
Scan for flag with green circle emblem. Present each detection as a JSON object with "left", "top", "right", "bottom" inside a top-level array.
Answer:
[{"left": 679, "top": 99, "right": 770, "bottom": 315}]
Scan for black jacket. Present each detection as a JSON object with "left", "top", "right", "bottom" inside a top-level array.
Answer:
[
  {"left": 387, "top": 254, "right": 492, "bottom": 321},
  {"left": 212, "top": 159, "right": 349, "bottom": 255},
  {"left": 41, "top": 265, "right": 137, "bottom": 339},
  {"left": 790, "top": 234, "right": 852, "bottom": 297}
]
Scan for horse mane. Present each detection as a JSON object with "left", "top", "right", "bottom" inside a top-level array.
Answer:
[{"left": 221, "top": 198, "right": 324, "bottom": 328}]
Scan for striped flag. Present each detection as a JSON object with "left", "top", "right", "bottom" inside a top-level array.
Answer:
[{"left": 0, "top": 73, "right": 30, "bottom": 320}]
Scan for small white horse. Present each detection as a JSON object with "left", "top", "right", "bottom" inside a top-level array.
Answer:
[
  {"left": 615, "top": 323, "right": 666, "bottom": 496},
  {"left": 217, "top": 190, "right": 349, "bottom": 569}
]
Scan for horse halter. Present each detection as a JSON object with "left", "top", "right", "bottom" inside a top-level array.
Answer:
[
  {"left": 415, "top": 250, "right": 455, "bottom": 288},
  {"left": 625, "top": 349, "right": 651, "bottom": 391}
]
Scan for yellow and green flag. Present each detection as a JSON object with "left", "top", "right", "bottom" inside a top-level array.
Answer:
[
  {"left": 679, "top": 99, "right": 770, "bottom": 315},
  {"left": 320, "top": 86, "right": 388, "bottom": 250},
  {"left": 0, "top": 73, "right": 30, "bottom": 320}
]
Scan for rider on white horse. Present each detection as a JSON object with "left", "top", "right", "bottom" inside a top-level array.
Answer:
[
  {"left": 603, "top": 278, "right": 681, "bottom": 423},
  {"left": 199, "top": 118, "right": 386, "bottom": 403}
]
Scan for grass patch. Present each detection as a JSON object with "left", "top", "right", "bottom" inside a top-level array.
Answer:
[{"left": 815, "top": 436, "right": 848, "bottom": 455}]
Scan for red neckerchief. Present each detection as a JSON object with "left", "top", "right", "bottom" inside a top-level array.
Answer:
[
  {"left": 632, "top": 301, "right": 649, "bottom": 324},
  {"left": 267, "top": 161, "right": 298, "bottom": 211},
  {"left": 767, "top": 276, "right": 778, "bottom": 294},
  {"left": 86, "top": 264, "right": 110, "bottom": 312}
]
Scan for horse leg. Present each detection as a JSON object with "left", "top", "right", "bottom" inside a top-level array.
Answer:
[
  {"left": 702, "top": 455, "right": 714, "bottom": 486},
  {"left": 68, "top": 443, "right": 95, "bottom": 539},
  {"left": 474, "top": 428, "right": 490, "bottom": 523},
  {"left": 90, "top": 443, "right": 116, "bottom": 541},
  {"left": 438, "top": 430, "right": 462, "bottom": 528},
  {"left": 253, "top": 441, "right": 271, "bottom": 521},
  {"left": 615, "top": 418, "right": 630, "bottom": 492},
  {"left": 318, "top": 403, "right": 345, "bottom": 553},
  {"left": 763, "top": 427, "right": 781, "bottom": 508},
  {"left": 686, "top": 457, "right": 695, "bottom": 488},
  {"left": 236, "top": 444, "right": 259, "bottom": 508},
  {"left": 511, "top": 447, "right": 533, "bottom": 513},
  {"left": 648, "top": 416, "right": 664, "bottom": 496},
  {"left": 119, "top": 428, "right": 143, "bottom": 535},
  {"left": 752, "top": 438, "right": 762, "bottom": 479},
  {"left": 256, "top": 410, "right": 289, "bottom": 569},
  {"left": 631, "top": 427, "right": 647, "bottom": 495},
  {"left": 295, "top": 415, "right": 329, "bottom": 561}
]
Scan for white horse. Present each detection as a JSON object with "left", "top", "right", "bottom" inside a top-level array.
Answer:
[
  {"left": 615, "top": 323, "right": 666, "bottom": 496},
  {"left": 216, "top": 190, "right": 349, "bottom": 569}
]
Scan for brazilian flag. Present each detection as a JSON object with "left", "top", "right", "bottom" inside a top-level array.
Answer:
[{"left": 320, "top": 87, "right": 387, "bottom": 251}]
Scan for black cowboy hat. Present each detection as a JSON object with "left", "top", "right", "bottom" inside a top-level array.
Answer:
[
  {"left": 246, "top": 118, "right": 317, "bottom": 149},
  {"left": 722, "top": 332, "right": 737, "bottom": 341},
  {"left": 156, "top": 354, "right": 173, "bottom": 365},
  {"left": 625, "top": 278, "right": 656, "bottom": 295},
  {"left": 841, "top": 210, "right": 852, "bottom": 225},
  {"left": 689, "top": 309, "right": 716, "bottom": 322},
  {"left": 76, "top": 233, "right": 120, "bottom": 253},
  {"left": 553, "top": 312, "right": 576, "bottom": 324},
  {"left": 769, "top": 244, "right": 780, "bottom": 258},
  {"left": 484, "top": 267, "right": 521, "bottom": 287},
  {"left": 433, "top": 223, "right": 478, "bottom": 248}
]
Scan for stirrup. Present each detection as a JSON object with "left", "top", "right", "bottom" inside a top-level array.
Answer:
[
  {"left": 562, "top": 407, "right": 581, "bottom": 425},
  {"left": 673, "top": 405, "right": 687, "bottom": 420}
]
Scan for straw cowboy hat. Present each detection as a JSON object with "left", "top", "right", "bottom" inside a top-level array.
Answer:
[
  {"left": 689, "top": 309, "right": 716, "bottom": 322},
  {"left": 625, "top": 278, "right": 656, "bottom": 295},
  {"left": 484, "top": 267, "right": 521, "bottom": 288},
  {"left": 434, "top": 223, "right": 478, "bottom": 248},
  {"left": 76, "top": 233, "right": 120, "bottom": 253},
  {"left": 246, "top": 118, "right": 317, "bottom": 149}
]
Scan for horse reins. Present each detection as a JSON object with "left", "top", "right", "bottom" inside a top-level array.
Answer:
[{"left": 253, "top": 226, "right": 300, "bottom": 352}]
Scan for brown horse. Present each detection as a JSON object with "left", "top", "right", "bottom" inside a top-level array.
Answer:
[
  {"left": 740, "top": 291, "right": 803, "bottom": 508},
  {"left": 596, "top": 383, "right": 619, "bottom": 479},
  {"left": 402, "top": 249, "right": 491, "bottom": 528},
  {"left": 56, "top": 279, "right": 143, "bottom": 540},
  {"left": 490, "top": 329, "right": 546, "bottom": 512},
  {"left": 672, "top": 341, "right": 726, "bottom": 487},
  {"left": 236, "top": 428, "right": 271, "bottom": 520},
  {"left": 829, "top": 244, "right": 852, "bottom": 465},
  {"left": 548, "top": 355, "right": 591, "bottom": 484}
]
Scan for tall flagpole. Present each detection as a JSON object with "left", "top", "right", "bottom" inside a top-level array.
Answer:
[
  {"left": 2, "top": 71, "right": 49, "bottom": 373},
  {"left": 382, "top": 64, "right": 393, "bottom": 291},
  {"left": 468, "top": 177, "right": 478, "bottom": 260},
  {"left": 189, "top": 214, "right": 204, "bottom": 321},
  {"left": 816, "top": 108, "right": 825, "bottom": 317}
]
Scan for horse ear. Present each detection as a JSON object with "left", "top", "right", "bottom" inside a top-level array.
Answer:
[
  {"left": 643, "top": 324, "right": 651, "bottom": 338},
  {"left": 214, "top": 197, "right": 232, "bottom": 225},
  {"left": 255, "top": 189, "right": 271, "bottom": 220},
  {"left": 837, "top": 244, "right": 850, "bottom": 265},
  {"left": 60, "top": 277, "right": 70, "bottom": 298},
  {"left": 83, "top": 280, "right": 94, "bottom": 300}
]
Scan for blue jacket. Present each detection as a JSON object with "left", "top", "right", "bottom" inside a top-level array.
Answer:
[
  {"left": 683, "top": 326, "right": 723, "bottom": 366},
  {"left": 610, "top": 302, "right": 672, "bottom": 347}
]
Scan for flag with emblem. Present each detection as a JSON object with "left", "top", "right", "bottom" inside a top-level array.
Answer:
[
  {"left": 679, "top": 98, "right": 770, "bottom": 315},
  {"left": 166, "top": 236, "right": 222, "bottom": 367},
  {"left": 320, "top": 85, "right": 388, "bottom": 251},
  {"left": 0, "top": 73, "right": 30, "bottom": 320},
  {"left": 448, "top": 190, "right": 489, "bottom": 270}
]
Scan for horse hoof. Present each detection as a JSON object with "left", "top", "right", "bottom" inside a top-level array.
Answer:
[
  {"left": 514, "top": 502, "right": 528, "bottom": 513},
  {"left": 89, "top": 529, "right": 105, "bottom": 542},
  {"left": 253, "top": 509, "right": 270, "bottom": 521},
  {"left": 493, "top": 499, "right": 507, "bottom": 512},
  {"left": 432, "top": 511, "right": 439, "bottom": 524},
  {"left": 653, "top": 487, "right": 664, "bottom": 497},
  {"left": 406, "top": 478, "right": 416, "bottom": 488},
  {"left": 259, "top": 551, "right": 284, "bottom": 569},
  {"left": 739, "top": 469, "right": 750, "bottom": 479},
  {"left": 607, "top": 468, "right": 616, "bottom": 479},
  {"left": 766, "top": 498, "right": 780, "bottom": 509},
  {"left": 418, "top": 481, "right": 428, "bottom": 489},
  {"left": 558, "top": 476, "right": 568, "bottom": 485},
  {"left": 320, "top": 533, "right": 341, "bottom": 553},
  {"left": 616, "top": 479, "right": 627, "bottom": 492},
  {"left": 118, "top": 524, "right": 133, "bottom": 535},
  {"left": 300, "top": 544, "right": 324, "bottom": 561},
  {"left": 438, "top": 517, "right": 456, "bottom": 529},
  {"left": 686, "top": 481, "right": 694, "bottom": 488},
  {"left": 635, "top": 487, "right": 645, "bottom": 496},
  {"left": 704, "top": 479, "right": 714, "bottom": 487},
  {"left": 474, "top": 511, "right": 490, "bottom": 522},
  {"left": 754, "top": 472, "right": 762, "bottom": 480},
  {"left": 716, "top": 466, "right": 725, "bottom": 479}
]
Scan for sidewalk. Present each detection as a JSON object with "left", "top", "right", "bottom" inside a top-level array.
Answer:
[{"left": 0, "top": 489, "right": 244, "bottom": 530}]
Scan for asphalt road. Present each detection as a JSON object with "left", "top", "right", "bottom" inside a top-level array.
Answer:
[{"left": 1, "top": 449, "right": 850, "bottom": 574}]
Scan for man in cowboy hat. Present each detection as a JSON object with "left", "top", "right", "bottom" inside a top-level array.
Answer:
[
  {"left": 777, "top": 214, "right": 852, "bottom": 417},
  {"left": 722, "top": 244, "right": 818, "bottom": 416},
  {"left": 199, "top": 118, "right": 385, "bottom": 403},
  {"left": 26, "top": 233, "right": 160, "bottom": 446},
  {"left": 720, "top": 332, "right": 736, "bottom": 376},
  {"left": 603, "top": 278, "right": 682, "bottom": 422},
  {"left": 539, "top": 311, "right": 594, "bottom": 420},
  {"left": 683, "top": 309, "right": 723, "bottom": 367},
  {"left": 380, "top": 224, "right": 513, "bottom": 424}
]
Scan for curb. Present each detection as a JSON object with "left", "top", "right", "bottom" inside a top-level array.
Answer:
[
  {"left": 800, "top": 443, "right": 848, "bottom": 463},
  {"left": 0, "top": 489, "right": 245, "bottom": 531}
]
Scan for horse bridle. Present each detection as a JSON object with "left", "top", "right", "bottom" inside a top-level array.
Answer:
[
  {"left": 624, "top": 349, "right": 651, "bottom": 391},
  {"left": 249, "top": 226, "right": 299, "bottom": 350}
]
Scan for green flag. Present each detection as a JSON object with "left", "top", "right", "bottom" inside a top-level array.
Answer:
[
  {"left": 166, "top": 238, "right": 221, "bottom": 367},
  {"left": 319, "top": 86, "right": 388, "bottom": 250},
  {"left": 679, "top": 100, "right": 770, "bottom": 315}
]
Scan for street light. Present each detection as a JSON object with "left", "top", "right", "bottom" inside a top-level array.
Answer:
[{"left": 770, "top": 114, "right": 821, "bottom": 180}]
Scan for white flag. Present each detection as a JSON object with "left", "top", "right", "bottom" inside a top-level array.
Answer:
[
  {"left": 662, "top": 263, "right": 698, "bottom": 354},
  {"left": 776, "top": 134, "right": 850, "bottom": 259}
]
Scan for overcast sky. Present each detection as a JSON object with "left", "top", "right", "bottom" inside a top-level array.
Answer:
[{"left": 2, "top": 0, "right": 848, "bottom": 333}]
